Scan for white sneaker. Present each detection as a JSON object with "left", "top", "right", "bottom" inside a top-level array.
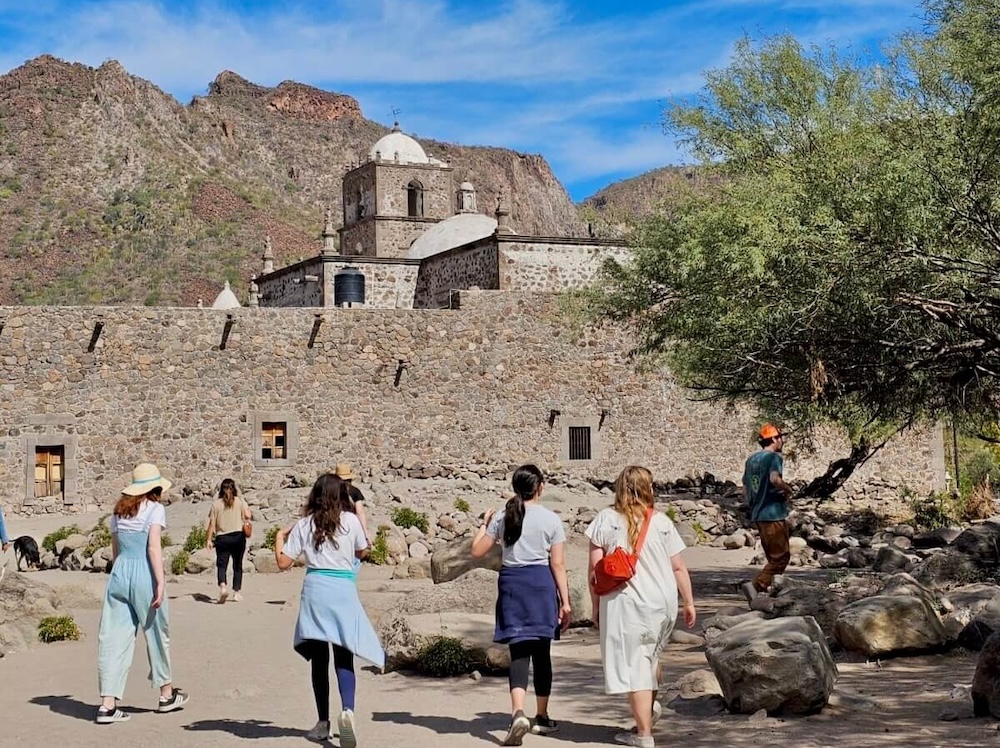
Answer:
[
  {"left": 338, "top": 709, "right": 357, "bottom": 748},
  {"left": 652, "top": 700, "right": 662, "bottom": 726},
  {"left": 307, "top": 720, "right": 330, "bottom": 741},
  {"left": 615, "top": 733, "right": 655, "bottom": 747},
  {"left": 233, "top": 591, "right": 243, "bottom": 602}
]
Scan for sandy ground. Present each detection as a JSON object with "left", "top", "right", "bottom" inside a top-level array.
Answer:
[{"left": 1, "top": 513, "right": 997, "bottom": 748}]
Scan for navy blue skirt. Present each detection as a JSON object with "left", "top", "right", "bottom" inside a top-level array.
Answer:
[{"left": 494, "top": 564, "right": 560, "bottom": 645}]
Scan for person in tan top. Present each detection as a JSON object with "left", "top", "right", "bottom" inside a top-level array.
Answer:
[{"left": 206, "top": 478, "right": 252, "bottom": 603}]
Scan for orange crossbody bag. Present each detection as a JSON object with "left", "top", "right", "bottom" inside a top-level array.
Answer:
[{"left": 591, "top": 508, "right": 653, "bottom": 596}]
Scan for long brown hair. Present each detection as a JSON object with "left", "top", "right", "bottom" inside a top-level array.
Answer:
[
  {"left": 613, "top": 466, "right": 655, "bottom": 549},
  {"left": 304, "top": 473, "right": 349, "bottom": 551},
  {"left": 113, "top": 487, "right": 163, "bottom": 519},
  {"left": 219, "top": 478, "right": 238, "bottom": 508}
]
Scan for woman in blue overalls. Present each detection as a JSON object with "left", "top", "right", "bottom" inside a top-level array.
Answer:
[
  {"left": 275, "top": 473, "right": 384, "bottom": 748},
  {"left": 96, "top": 463, "right": 189, "bottom": 724}
]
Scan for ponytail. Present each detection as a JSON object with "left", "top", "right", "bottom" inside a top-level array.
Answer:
[{"left": 504, "top": 464, "right": 544, "bottom": 547}]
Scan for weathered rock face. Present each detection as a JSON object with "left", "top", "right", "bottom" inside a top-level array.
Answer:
[
  {"left": 833, "top": 594, "right": 948, "bottom": 656},
  {"left": 377, "top": 611, "right": 506, "bottom": 673},
  {"left": 394, "top": 567, "right": 497, "bottom": 617},
  {"left": 430, "top": 538, "right": 502, "bottom": 584},
  {"left": 266, "top": 81, "right": 362, "bottom": 121},
  {"left": 705, "top": 616, "right": 837, "bottom": 715},
  {"left": 0, "top": 571, "right": 62, "bottom": 655},
  {"left": 972, "top": 631, "right": 1000, "bottom": 718},
  {"left": 912, "top": 550, "right": 980, "bottom": 589}
]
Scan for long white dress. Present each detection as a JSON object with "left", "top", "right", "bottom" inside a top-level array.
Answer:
[{"left": 585, "top": 508, "right": 686, "bottom": 694}]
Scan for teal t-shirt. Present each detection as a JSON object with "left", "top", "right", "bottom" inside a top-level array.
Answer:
[{"left": 743, "top": 450, "right": 787, "bottom": 522}]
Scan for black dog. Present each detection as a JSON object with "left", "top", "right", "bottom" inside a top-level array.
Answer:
[{"left": 13, "top": 535, "right": 40, "bottom": 571}]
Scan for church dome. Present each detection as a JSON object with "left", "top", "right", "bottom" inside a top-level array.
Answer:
[
  {"left": 408, "top": 213, "right": 498, "bottom": 260},
  {"left": 370, "top": 130, "right": 429, "bottom": 165},
  {"left": 211, "top": 280, "right": 241, "bottom": 310}
]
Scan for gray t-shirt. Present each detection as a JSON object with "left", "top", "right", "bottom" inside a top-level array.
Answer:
[{"left": 486, "top": 503, "right": 566, "bottom": 567}]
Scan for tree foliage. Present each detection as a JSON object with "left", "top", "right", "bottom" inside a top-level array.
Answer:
[{"left": 584, "top": 0, "right": 1000, "bottom": 494}]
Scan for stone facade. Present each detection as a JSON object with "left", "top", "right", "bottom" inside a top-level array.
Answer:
[
  {"left": 373, "top": 216, "right": 440, "bottom": 259},
  {"left": 0, "top": 292, "right": 941, "bottom": 515},
  {"left": 257, "top": 257, "right": 324, "bottom": 307},
  {"left": 498, "top": 238, "right": 633, "bottom": 291},
  {"left": 323, "top": 258, "right": 419, "bottom": 310},
  {"left": 413, "top": 240, "right": 499, "bottom": 309}
]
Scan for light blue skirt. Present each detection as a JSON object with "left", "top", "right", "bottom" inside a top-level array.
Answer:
[{"left": 293, "top": 571, "right": 386, "bottom": 669}]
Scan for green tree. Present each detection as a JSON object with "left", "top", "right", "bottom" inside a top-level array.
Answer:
[{"left": 583, "top": 1, "right": 1000, "bottom": 496}]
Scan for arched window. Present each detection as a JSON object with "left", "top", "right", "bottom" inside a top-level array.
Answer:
[{"left": 407, "top": 180, "right": 424, "bottom": 217}]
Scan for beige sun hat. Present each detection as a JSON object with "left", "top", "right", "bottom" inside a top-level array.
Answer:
[
  {"left": 334, "top": 463, "right": 356, "bottom": 481},
  {"left": 122, "top": 463, "right": 172, "bottom": 496}
]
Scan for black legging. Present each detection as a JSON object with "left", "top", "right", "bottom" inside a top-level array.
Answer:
[
  {"left": 214, "top": 531, "right": 246, "bottom": 590},
  {"left": 300, "top": 640, "right": 357, "bottom": 721},
  {"left": 508, "top": 639, "right": 553, "bottom": 697}
]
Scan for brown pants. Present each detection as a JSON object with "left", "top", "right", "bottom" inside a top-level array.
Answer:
[{"left": 754, "top": 520, "right": 791, "bottom": 592}]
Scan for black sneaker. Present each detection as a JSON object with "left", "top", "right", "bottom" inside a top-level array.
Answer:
[
  {"left": 157, "top": 688, "right": 189, "bottom": 713},
  {"left": 531, "top": 715, "right": 560, "bottom": 734},
  {"left": 96, "top": 707, "right": 131, "bottom": 724},
  {"left": 502, "top": 710, "right": 531, "bottom": 746}
]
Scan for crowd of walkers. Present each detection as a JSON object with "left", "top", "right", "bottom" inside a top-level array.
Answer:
[{"left": 89, "top": 424, "right": 793, "bottom": 747}]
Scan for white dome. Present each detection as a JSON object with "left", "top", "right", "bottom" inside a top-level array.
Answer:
[
  {"left": 370, "top": 131, "right": 428, "bottom": 165},
  {"left": 459, "top": 181, "right": 475, "bottom": 191},
  {"left": 408, "top": 213, "right": 498, "bottom": 260},
  {"left": 211, "top": 280, "right": 241, "bottom": 310}
]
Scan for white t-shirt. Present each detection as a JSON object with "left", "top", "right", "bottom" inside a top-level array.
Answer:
[
  {"left": 282, "top": 512, "right": 367, "bottom": 570},
  {"left": 110, "top": 500, "right": 167, "bottom": 534}
]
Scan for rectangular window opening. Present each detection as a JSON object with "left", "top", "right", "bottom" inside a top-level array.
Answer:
[
  {"left": 34, "top": 445, "right": 65, "bottom": 498},
  {"left": 568, "top": 426, "right": 592, "bottom": 461},
  {"left": 261, "top": 422, "right": 287, "bottom": 460}
]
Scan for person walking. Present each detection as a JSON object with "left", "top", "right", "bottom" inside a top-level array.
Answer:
[
  {"left": 741, "top": 423, "right": 794, "bottom": 602},
  {"left": 96, "top": 463, "right": 189, "bottom": 724},
  {"left": 334, "top": 463, "right": 372, "bottom": 545},
  {"left": 205, "top": 478, "right": 252, "bottom": 603},
  {"left": 274, "top": 473, "right": 384, "bottom": 748},
  {"left": 585, "top": 466, "right": 696, "bottom": 748},
  {"left": 0, "top": 501, "right": 9, "bottom": 553},
  {"left": 471, "top": 464, "right": 571, "bottom": 746}
]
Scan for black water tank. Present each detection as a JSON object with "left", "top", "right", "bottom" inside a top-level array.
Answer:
[{"left": 333, "top": 266, "right": 365, "bottom": 307}]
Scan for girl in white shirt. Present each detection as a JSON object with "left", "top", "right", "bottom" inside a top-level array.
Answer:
[{"left": 275, "top": 473, "right": 385, "bottom": 748}]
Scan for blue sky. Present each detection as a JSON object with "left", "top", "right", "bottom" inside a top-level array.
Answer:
[{"left": 0, "top": 0, "right": 925, "bottom": 200}]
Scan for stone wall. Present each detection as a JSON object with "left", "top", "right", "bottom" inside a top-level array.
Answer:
[
  {"left": 258, "top": 258, "right": 324, "bottom": 307},
  {"left": 375, "top": 216, "right": 440, "bottom": 259},
  {"left": 322, "top": 259, "right": 419, "bottom": 309},
  {"left": 342, "top": 163, "right": 376, "bottom": 227},
  {"left": 339, "top": 218, "right": 376, "bottom": 257},
  {"left": 498, "top": 237, "right": 631, "bottom": 291},
  {"left": 0, "top": 293, "right": 941, "bottom": 515},
  {"left": 413, "top": 239, "right": 499, "bottom": 308}
]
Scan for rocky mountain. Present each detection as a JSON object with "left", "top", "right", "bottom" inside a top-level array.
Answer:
[{"left": 0, "top": 56, "right": 586, "bottom": 306}]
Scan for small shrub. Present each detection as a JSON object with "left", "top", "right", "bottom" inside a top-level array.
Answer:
[
  {"left": 664, "top": 505, "right": 678, "bottom": 522},
  {"left": 964, "top": 479, "right": 996, "bottom": 522},
  {"left": 264, "top": 525, "right": 280, "bottom": 551},
  {"left": 368, "top": 526, "right": 390, "bottom": 565},
  {"left": 84, "top": 516, "right": 112, "bottom": 557},
  {"left": 171, "top": 550, "right": 190, "bottom": 575},
  {"left": 692, "top": 522, "right": 708, "bottom": 545},
  {"left": 38, "top": 616, "right": 81, "bottom": 643},
  {"left": 454, "top": 498, "right": 471, "bottom": 513},
  {"left": 183, "top": 526, "right": 208, "bottom": 553},
  {"left": 391, "top": 507, "right": 429, "bottom": 533},
  {"left": 42, "top": 525, "right": 80, "bottom": 553},
  {"left": 416, "top": 637, "right": 472, "bottom": 677},
  {"left": 161, "top": 533, "right": 173, "bottom": 548},
  {"left": 911, "top": 491, "right": 961, "bottom": 530}
]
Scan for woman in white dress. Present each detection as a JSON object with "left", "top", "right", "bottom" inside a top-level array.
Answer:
[{"left": 585, "top": 466, "right": 696, "bottom": 748}]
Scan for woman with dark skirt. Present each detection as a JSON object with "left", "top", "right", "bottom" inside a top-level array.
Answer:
[
  {"left": 275, "top": 473, "right": 385, "bottom": 748},
  {"left": 471, "top": 464, "right": 571, "bottom": 746}
]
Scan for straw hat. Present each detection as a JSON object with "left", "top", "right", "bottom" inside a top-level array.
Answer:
[
  {"left": 122, "top": 463, "right": 172, "bottom": 496},
  {"left": 334, "top": 463, "right": 356, "bottom": 481}
]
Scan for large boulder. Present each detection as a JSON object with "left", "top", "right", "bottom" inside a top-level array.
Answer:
[
  {"left": 378, "top": 611, "right": 508, "bottom": 672},
  {"left": 430, "top": 538, "right": 501, "bottom": 584},
  {"left": 394, "top": 567, "right": 496, "bottom": 617},
  {"left": 873, "top": 546, "right": 912, "bottom": 574},
  {"left": 912, "top": 550, "right": 980, "bottom": 589},
  {"left": 954, "top": 522, "right": 1000, "bottom": 565},
  {"left": 833, "top": 594, "right": 948, "bottom": 656},
  {"left": 705, "top": 616, "right": 837, "bottom": 715},
  {"left": 186, "top": 548, "right": 217, "bottom": 574},
  {"left": 973, "top": 631, "right": 1000, "bottom": 718},
  {"left": 252, "top": 551, "right": 281, "bottom": 574},
  {"left": 0, "top": 571, "right": 63, "bottom": 655},
  {"left": 566, "top": 569, "right": 593, "bottom": 626}
]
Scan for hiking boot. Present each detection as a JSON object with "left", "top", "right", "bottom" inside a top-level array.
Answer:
[
  {"left": 531, "top": 714, "right": 559, "bottom": 734},
  {"left": 502, "top": 710, "right": 531, "bottom": 746},
  {"left": 157, "top": 688, "right": 189, "bottom": 713},
  {"left": 96, "top": 707, "right": 130, "bottom": 724}
]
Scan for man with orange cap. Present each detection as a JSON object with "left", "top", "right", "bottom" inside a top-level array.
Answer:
[{"left": 741, "top": 423, "right": 794, "bottom": 602}]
